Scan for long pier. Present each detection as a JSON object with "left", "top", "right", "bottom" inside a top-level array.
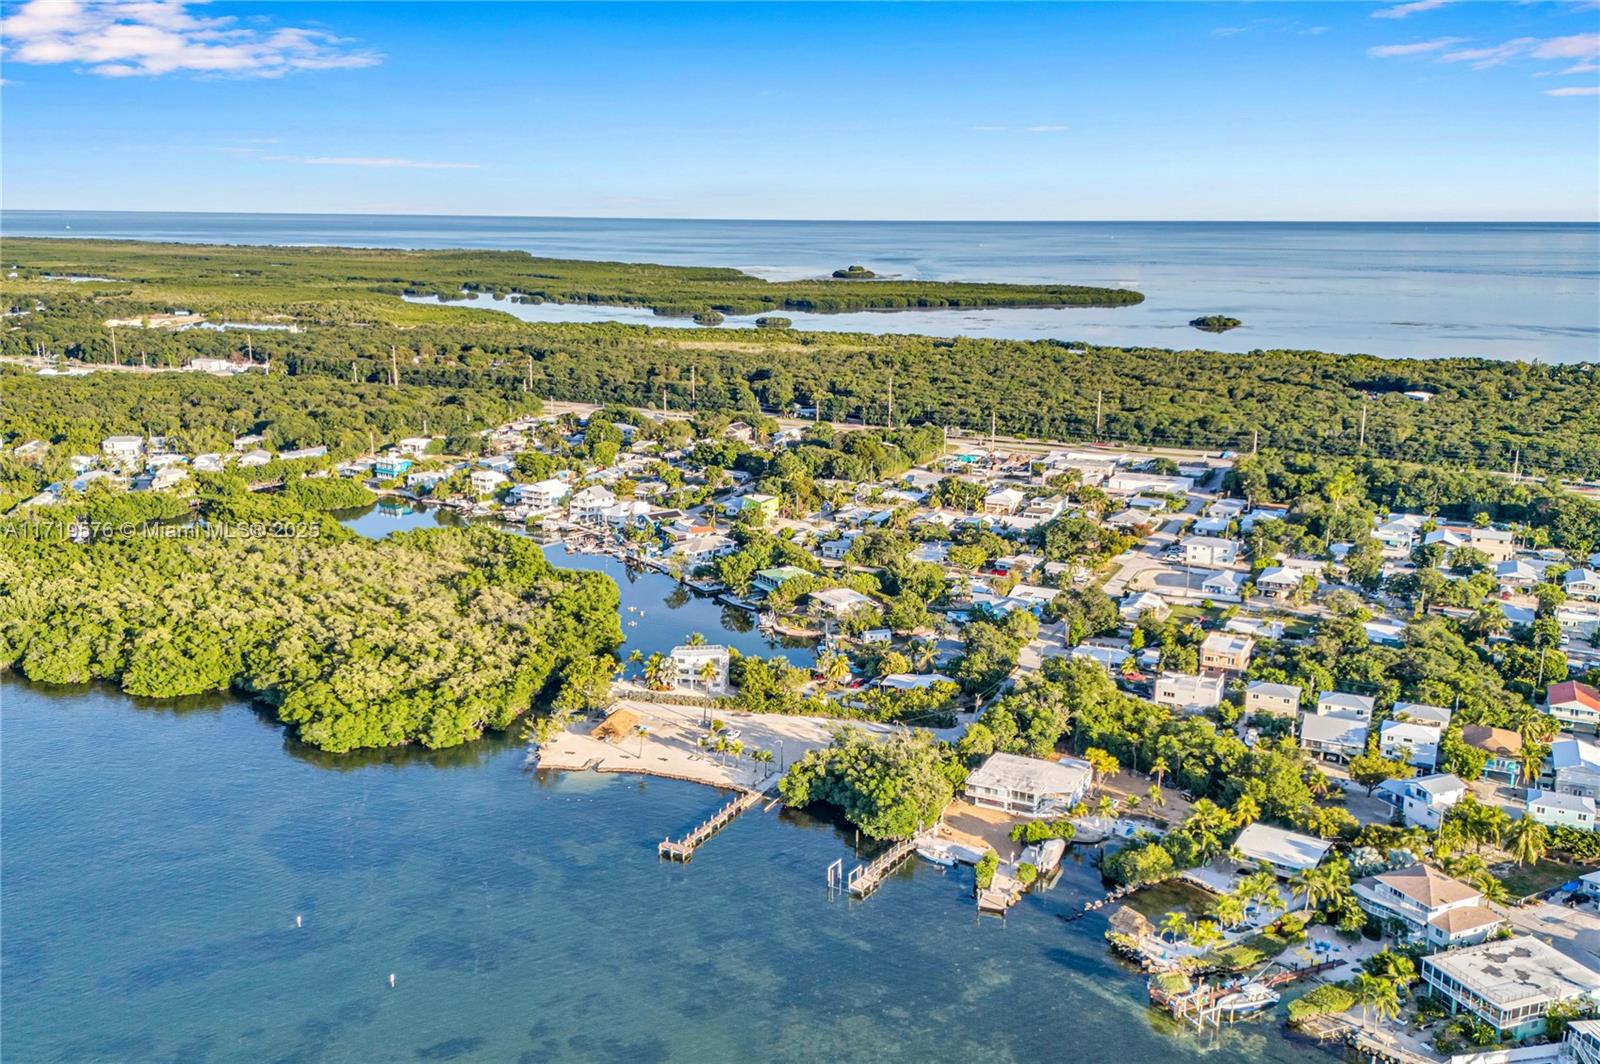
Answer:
[
  {"left": 844, "top": 838, "right": 918, "bottom": 898},
  {"left": 658, "top": 789, "right": 764, "bottom": 861}
]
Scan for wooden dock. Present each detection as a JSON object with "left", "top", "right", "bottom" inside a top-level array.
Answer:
[
  {"left": 658, "top": 789, "right": 764, "bottom": 861},
  {"left": 844, "top": 838, "right": 918, "bottom": 898}
]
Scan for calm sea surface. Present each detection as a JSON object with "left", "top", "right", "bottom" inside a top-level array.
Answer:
[
  {"left": 3, "top": 210, "right": 1595, "bottom": 362},
  {"left": 2, "top": 507, "right": 1318, "bottom": 1063}
]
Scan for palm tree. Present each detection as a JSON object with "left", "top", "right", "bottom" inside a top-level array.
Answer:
[
  {"left": 1185, "top": 920, "right": 1223, "bottom": 951},
  {"left": 1507, "top": 816, "right": 1549, "bottom": 866},
  {"left": 1351, "top": 974, "right": 1383, "bottom": 1033},
  {"left": 817, "top": 651, "right": 851, "bottom": 689},
  {"left": 908, "top": 639, "right": 939, "bottom": 672},
  {"left": 1212, "top": 894, "right": 1246, "bottom": 930},
  {"left": 1095, "top": 796, "right": 1117, "bottom": 824},
  {"left": 643, "top": 652, "right": 674, "bottom": 691},
  {"left": 1151, "top": 757, "right": 1170, "bottom": 789},
  {"left": 698, "top": 658, "right": 720, "bottom": 694},
  {"left": 686, "top": 631, "right": 707, "bottom": 646},
  {"left": 1159, "top": 911, "right": 1189, "bottom": 943},
  {"left": 1146, "top": 784, "right": 1164, "bottom": 809}
]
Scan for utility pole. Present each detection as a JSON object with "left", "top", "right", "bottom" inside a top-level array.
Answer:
[
  {"left": 1252, "top": 429, "right": 1259, "bottom": 456},
  {"left": 526, "top": 353, "right": 534, "bottom": 394},
  {"left": 1359, "top": 395, "right": 1368, "bottom": 449},
  {"left": 990, "top": 407, "right": 997, "bottom": 451},
  {"left": 246, "top": 334, "right": 254, "bottom": 364},
  {"left": 1094, "top": 389, "right": 1103, "bottom": 437},
  {"left": 108, "top": 325, "right": 118, "bottom": 365},
  {"left": 886, "top": 368, "right": 895, "bottom": 430},
  {"left": 389, "top": 345, "right": 399, "bottom": 388},
  {"left": 351, "top": 360, "right": 358, "bottom": 383},
  {"left": 689, "top": 364, "right": 697, "bottom": 403},
  {"left": 1512, "top": 449, "right": 1521, "bottom": 483}
]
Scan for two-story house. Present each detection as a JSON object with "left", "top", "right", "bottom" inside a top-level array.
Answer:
[{"left": 1354, "top": 864, "right": 1503, "bottom": 949}]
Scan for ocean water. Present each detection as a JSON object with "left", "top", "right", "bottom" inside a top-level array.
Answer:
[
  {"left": 3, "top": 210, "right": 1595, "bottom": 362},
  {"left": 1, "top": 508, "right": 1318, "bottom": 1063}
]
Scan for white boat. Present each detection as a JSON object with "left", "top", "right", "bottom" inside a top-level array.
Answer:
[
  {"left": 1215, "top": 982, "right": 1280, "bottom": 1015},
  {"left": 916, "top": 842, "right": 956, "bottom": 867},
  {"left": 1037, "top": 837, "right": 1067, "bottom": 872}
]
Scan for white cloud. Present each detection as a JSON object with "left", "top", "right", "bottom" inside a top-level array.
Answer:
[
  {"left": 1368, "top": 36, "right": 1466, "bottom": 57},
  {"left": 1025, "top": 125, "right": 1066, "bottom": 134},
  {"left": 0, "top": 0, "right": 380, "bottom": 78},
  {"left": 970, "top": 124, "right": 1066, "bottom": 134},
  {"left": 301, "top": 157, "right": 480, "bottom": 170},
  {"left": 1546, "top": 85, "right": 1600, "bottom": 95},
  {"left": 1372, "top": 0, "right": 1453, "bottom": 19},
  {"left": 1533, "top": 32, "right": 1600, "bottom": 60},
  {"left": 1440, "top": 37, "right": 1539, "bottom": 69}
]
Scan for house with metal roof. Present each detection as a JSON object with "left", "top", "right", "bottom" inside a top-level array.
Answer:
[{"left": 1353, "top": 864, "right": 1503, "bottom": 950}]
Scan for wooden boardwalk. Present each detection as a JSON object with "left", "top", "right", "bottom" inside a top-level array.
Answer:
[
  {"left": 845, "top": 838, "right": 918, "bottom": 898},
  {"left": 658, "top": 789, "right": 764, "bottom": 861}
]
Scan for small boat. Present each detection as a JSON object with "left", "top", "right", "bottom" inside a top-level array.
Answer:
[
  {"left": 1215, "top": 982, "right": 1280, "bottom": 1015},
  {"left": 916, "top": 842, "right": 956, "bottom": 867},
  {"left": 627, "top": 620, "right": 638, "bottom": 627}
]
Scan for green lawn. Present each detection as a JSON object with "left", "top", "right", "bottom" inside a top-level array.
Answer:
[{"left": 1496, "top": 858, "right": 1589, "bottom": 899}]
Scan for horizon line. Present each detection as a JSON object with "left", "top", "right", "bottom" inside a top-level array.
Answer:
[{"left": 3, "top": 207, "right": 1598, "bottom": 226}]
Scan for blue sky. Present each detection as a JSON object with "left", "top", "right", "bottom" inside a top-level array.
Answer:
[{"left": 2, "top": 1, "right": 1597, "bottom": 220}]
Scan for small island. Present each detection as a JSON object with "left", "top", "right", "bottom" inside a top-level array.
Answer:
[
  {"left": 692, "top": 310, "right": 725, "bottom": 327},
  {"left": 754, "top": 316, "right": 792, "bottom": 329},
  {"left": 831, "top": 265, "right": 876, "bottom": 279},
  {"left": 1190, "top": 314, "right": 1242, "bottom": 333}
]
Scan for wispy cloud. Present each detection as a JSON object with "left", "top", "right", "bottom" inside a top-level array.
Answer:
[
  {"left": 971, "top": 124, "right": 1066, "bottom": 134},
  {"left": 0, "top": 0, "right": 380, "bottom": 78},
  {"left": 1025, "top": 125, "right": 1066, "bottom": 134},
  {"left": 1372, "top": 0, "right": 1453, "bottom": 19},
  {"left": 301, "top": 157, "right": 480, "bottom": 170},
  {"left": 1368, "top": 36, "right": 1466, "bottom": 57},
  {"left": 1546, "top": 84, "right": 1600, "bottom": 95},
  {"left": 1440, "top": 37, "right": 1539, "bottom": 69}
]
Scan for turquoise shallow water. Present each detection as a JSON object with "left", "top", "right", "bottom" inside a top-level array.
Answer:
[{"left": 1, "top": 506, "right": 1323, "bottom": 1062}]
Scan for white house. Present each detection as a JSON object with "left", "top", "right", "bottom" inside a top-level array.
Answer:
[
  {"left": 1253, "top": 566, "right": 1305, "bottom": 599},
  {"left": 1568, "top": 569, "right": 1600, "bottom": 602},
  {"left": 1119, "top": 591, "right": 1170, "bottom": 623},
  {"left": 1200, "top": 570, "right": 1247, "bottom": 601},
  {"left": 963, "top": 753, "right": 1092, "bottom": 817},
  {"left": 1551, "top": 737, "right": 1600, "bottom": 799},
  {"left": 1392, "top": 701, "right": 1453, "bottom": 729},
  {"left": 1106, "top": 472, "right": 1194, "bottom": 496},
  {"left": 570, "top": 486, "right": 616, "bottom": 523},
  {"left": 237, "top": 448, "right": 273, "bottom": 468},
  {"left": 1380, "top": 719, "right": 1441, "bottom": 771},
  {"left": 982, "top": 487, "right": 1027, "bottom": 515},
  {"left": 810, "top": 587, "right": 876, "bottom": 619},
  {"left": 668, "top": 644, "right": 730, "bottom": 694},
  {"left": 1317, "top": 691, "right": 1376, "bottom": 719},
  {"left": 1353, "top": 864, "right": 1502, "bottom": 949},
  {"left": 1300, "top": 711, "right": 1369, "bottom": 765},
  {"left": 879, "top": 673, "right": 954, "bottom": 692},
  {"left": 510, "top": 478, "right": 569, "bottom": 510},
  {"left": 1232, "top": 822, "right": 1331, "bottom": 878},
  {"left": 1244, "top": 681, "right": 1302, "bottom": 719},
  {"left": 1383, "top": 773, "right": 1468, "bottom": 831},
  {"left": 468, "top": 469, "right": 509, "bottom": 497},
  {"left": 1548, "top": 681, "right": 1600, "bottom": 733},
  {"left": 394, "top": 436, "right": 433, "bottom": 458},
  {"left": 674, "top": 533, "right": 736, "bottom": 568},
  {"left": 1152, "top": 672, "right": 1225, "bottom": 713},
  {"left": 1527, "top": 790, "right": 1599, "bottom": 830},
  {"left": 101, "top": 435, "right": 145, "bottom": 463},
  {"left": 1181, "top": 535, "right": 1240, "bottom": 567}
]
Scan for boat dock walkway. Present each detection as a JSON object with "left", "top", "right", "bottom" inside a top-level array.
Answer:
[
  {"left": 658, "top": 789, "right": 765, "bottom": 861},
  {"left": 831, "top": 837, "right": 918, "bottom": 899}
]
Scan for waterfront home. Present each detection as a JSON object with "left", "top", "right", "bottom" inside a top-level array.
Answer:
[
  {"left": 1181, "top": 535, "right": 1239, "bottom": 567},
  {"left": 144, "top": 466, "right": 188, "bottom": 492},
  {"left": 1568, "top": 569, "right": 1600, "bottom": 602},
  {"left": 1119, "top": 591, "right": 1170, "bottom": 623},
  {"left": 1317, "top": 691, "right": 1376, "bottom": 719},
  {"left": 1461, "top": 725, "right": 1524, "bottom": 785},
  {"left": 1421, "top": 935, "right": 1600, "bottom": 1039},
  {"left": 1548, "top": 683, "right": 1600, "bottom": 734},
  {"left": 406, "top": 470, "right": 450, "bottom": 494},
  {"left": 1377, "top": 773, "right": 1467, "bottom": 831},
  {"left": 1300, "top": 711, "right": 1369, "bottom": 765},
  {"left": 1566, "top": 1020, "right": 1600, "bottom": 1064},
  {"left": 509, "top": 478, "right": 570, "bottom": 510},
  {"left": 1199, "top": 632, "right": 1254, "bottom": 675},
  {"left": 570, "top": 485, "right": 616, "bottom": 524},
  {"left": 1152, "top": 672, "right": 1224, "bottom": 713},
  {"left": 1379, "top": 719, "right": 1441, "bottom": 771},
  {"left": 1551, "top": 737, "right": 1600, "bottom": 798},
  {"left": 468, "top": 469, "right": 509, "bottom": 497},
  {"left": 372, "top": 456, "right": 412, "bottom": 479},
  {"left": 752, "top": 566, "right": 812, "bottom": 595},
  {"left": 1244, "top": 681, "right": 1302, "bottom": 719},
  {"left": 100, "top": 435, "right": 145, "bottom": 463},
  {"left": 601, "top": 500, "right": 653, "bottom": 530},
  {"left": 963, "top": 752, "right": 1092, "bottom": 817},
  {"left": 668, "top": 644, "right": 730, "bottom": 694},
  {"left": 1231, "top": 822, "right": 1330, "bottom": 878},
  {"left": 810, "top": 587, "right": 876, "bottom": 620},
  {"left": 1353, "top": 864, "right": 1503, "bottom": 950},
  {"left": 674, "top": 533, "right": 735, "bottom": 569},
  {"left": 1526, "top": 789, "right": 1598, "bottom": 830}
]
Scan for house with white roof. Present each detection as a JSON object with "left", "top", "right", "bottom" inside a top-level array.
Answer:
[
  {"left": 1300, "top": 711, "right": 1369, "bottom": 765},
  {"left": 1373, "top": 514, "right": 1426, "bottom": 553},
  {"left": 1496, "top": 558, "right": 1553, "bottom": 593},
  {"left": 1317, "top": 691, "right": 1376, "bottom": 719},
  {"left": 674, "top": 533, "right": 736, "bottom": 569},
  {"left": 880, "top": 673, "right": 955, "bottom": 692},
  {"left": 810, "top": 587, "right": 877, "bottom": 619},
  {"left": 570, "top": 485, "right": 616, "bottom": 524},
  {"left": 1105, "top": 472, "right": 1194, "bottom": 496},
  {"left": 468, "top": 469, "right": 509, "bottom": 497},
  {"left": 1199, "top": 632, "right": 1254, "bottom": 674},
  {"left": 1391, "top": 701, "right": 1453, "bottom": 729},
  {"left": 667, "top": 644, "right": 730, "bottom": 694},
  {"left": 1231, "top": 822, "right": 1331, "bottom": 878},
  {"left": 1568, "top": 568, "right": 1600, "bottom": 602},
  {"left": 1527, "top": 789, "right": 1599, "bottom": 830},
  {"left": 509, "top": 478, "right": 569, "bottom": 510},
  {"left": 1253, "top": 566, "right": 1304, "bottom": 599},
  {"left": 964, "top": 753, "right": 1092, "bottom": 817},
  {"left": 1468, "top": 526, "right": 1517, "bottom": 564},
  {"left": 100, "top": 435, "right": 145, "bottom": 463},
  {"left": 1380, "top": 719, "right": 1442, "bottom": 771},
  {"left": 1244, "top": 681, "right": 1302, "bottom": 719},
  {"left": 1353, "top": 864, "right": 1503, "bottom": 950},
  {"left": 1119, "top": 591, "right": 1169, "bottom": 623},
  {"left": 1199, "top": 570, "right": 1247, "bottom": 602},
  {"left": 1421, "top": 935, "right": 1600, "bottom": 1038},
  {"left": 1551, "top": 736, "right": 1600, "bottom": 799},
  {"left": 1152, "top": 672, "right": 1225, "bottom": 713}
]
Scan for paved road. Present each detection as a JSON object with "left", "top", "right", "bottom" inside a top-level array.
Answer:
[{"left": 1102, "top": 491, "right": 1210, "bottom": 598}]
